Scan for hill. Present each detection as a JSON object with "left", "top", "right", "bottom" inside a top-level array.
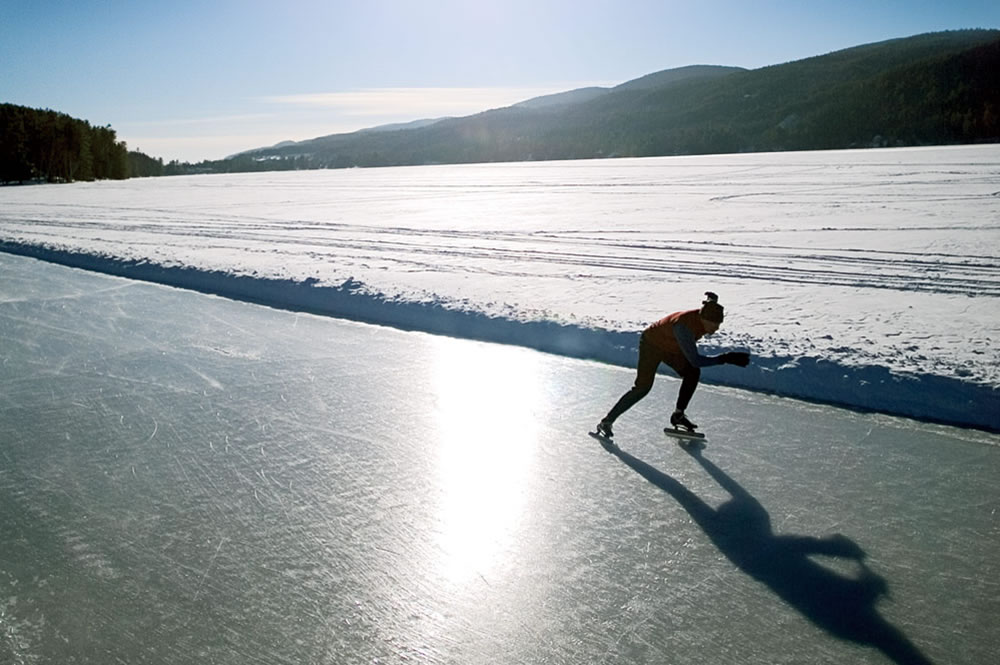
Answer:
[
  {"left": 167, "top": 30, "right": 1000, "bottom": 174},
  {"left": 511, "top": 65, "right": 747, "bottom": 110}
]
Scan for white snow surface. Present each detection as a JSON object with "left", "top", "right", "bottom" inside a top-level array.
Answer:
[{"left": 1, "top": 145, "right": 998, "bottom": 429}]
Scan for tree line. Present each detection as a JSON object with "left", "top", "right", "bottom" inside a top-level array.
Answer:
[{"left": 0, "top": 103, "right": 164, "bottom": 184}]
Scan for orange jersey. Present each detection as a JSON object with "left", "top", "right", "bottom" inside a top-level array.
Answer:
[{"left": 643, "top": 309, "right": 707, "bottom": 355}]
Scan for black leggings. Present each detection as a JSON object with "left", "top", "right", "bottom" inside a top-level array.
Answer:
[{"left": 603, "top": 334, "right": 701, "bottom": 424}]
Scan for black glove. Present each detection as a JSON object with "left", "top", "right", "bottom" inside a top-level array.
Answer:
[{"left": 721, "top": 351, "right": 750, "bottom": 367}]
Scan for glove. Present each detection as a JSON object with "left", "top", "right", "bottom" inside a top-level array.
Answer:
[{"left": 722, "top": 351, "right": 750, "bottom": 367}]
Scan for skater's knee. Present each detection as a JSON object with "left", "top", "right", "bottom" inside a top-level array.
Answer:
[{"left": 631, "top": 380, "right": 654, "bottom": 398}]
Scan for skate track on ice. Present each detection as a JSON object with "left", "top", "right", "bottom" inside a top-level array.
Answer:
[{"left": 1, "top": 254, "right": 997, "bottom": 664}]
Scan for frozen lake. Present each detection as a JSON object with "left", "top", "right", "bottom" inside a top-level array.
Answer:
[
  {"left": 2, "top": 254, "right": 997, "bottom": 664},
  {"left": 1, "top": 145, "right": 998, "bottom": 429}
]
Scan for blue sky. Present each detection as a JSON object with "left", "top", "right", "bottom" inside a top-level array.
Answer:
[{"left": 3, "top": 0, "right": 997, "bottom": 162}]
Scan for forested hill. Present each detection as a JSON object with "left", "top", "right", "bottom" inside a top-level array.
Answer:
[
  {"left": 209, "top": 29, "right": 999, "bottom": 172},
  {"left": 0, "top": 105, "right": 163, "bottom": 183}
]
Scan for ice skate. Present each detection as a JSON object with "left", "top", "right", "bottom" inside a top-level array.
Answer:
[{"left": 670, "top": 410, "right": 698, "bottom": 433}]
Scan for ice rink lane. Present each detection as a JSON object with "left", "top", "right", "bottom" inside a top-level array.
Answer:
[{"left": 1, "top": 253, "right": 997, "bottom": 665}]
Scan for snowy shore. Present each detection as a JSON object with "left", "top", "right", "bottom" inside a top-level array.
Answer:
[
  {"left": 1, "top": 146, "right": 997, "bottom": 431},
  {"left": 1, "top": 240, "right": 996, "bottom": 432}
]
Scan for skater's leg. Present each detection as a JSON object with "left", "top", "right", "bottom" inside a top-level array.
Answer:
[
  {"left": 604, "top": 381, "right": 652, "bottom": 424},
  {"left": 603, "top": 337, "right": 661, "bottom": 424},
  {"left": 658, "top": 355, "right": 702, "bottom": 431},
  {"left": 675, "top": 363, "right": 701, "bottom": 412}
]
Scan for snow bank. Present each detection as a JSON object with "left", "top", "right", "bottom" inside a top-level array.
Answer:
[{"left": 2, "top": 239, "right": 995, "bottom": 431}]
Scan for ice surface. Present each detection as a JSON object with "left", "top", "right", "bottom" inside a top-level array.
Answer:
[
  {"left": 1, "top": 146, "right": 998, "bottom": 429},
  {"left": 1, "top": 254, "right": 997, "bottom": 664}
]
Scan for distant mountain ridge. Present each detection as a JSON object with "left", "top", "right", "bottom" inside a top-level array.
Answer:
[
  {"left": 355, "top": 117, "right": 451, "bottom": 133},
  {"left": 246, "top": 65, "right": 754, "bottom": 158},
  {"left": 192, "top": 29, "right": 1000, "bottom": 173},
  {"left": 611, "top": 64, "right": 747, "bottom": 91},
  {"left": 209, "top": 30, "right": 998, "bottom": 172},
  {"left": 512, "top": 65, "right": 747, "bottom": 110}
]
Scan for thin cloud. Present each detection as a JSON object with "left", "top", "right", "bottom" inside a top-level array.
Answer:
[{"left": 125, "top": 114, "right": 275, "bottom": 128}]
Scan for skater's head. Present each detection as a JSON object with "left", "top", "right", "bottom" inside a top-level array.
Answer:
[{"left": 700, "top": 292, "right": 724, "bottom": 333}]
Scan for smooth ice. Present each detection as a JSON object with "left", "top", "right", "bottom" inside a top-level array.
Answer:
[{"left": 1, "top": 254, "right": 998, "bottom": 665}]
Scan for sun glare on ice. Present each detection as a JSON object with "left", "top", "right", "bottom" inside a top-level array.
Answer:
[{"left": 430, "top": 338, "right": 541, "bottom": 584}]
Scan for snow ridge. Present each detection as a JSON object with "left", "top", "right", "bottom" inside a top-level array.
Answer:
[{"left": 2, "top": 240, "right": 996, "bottom": 432}]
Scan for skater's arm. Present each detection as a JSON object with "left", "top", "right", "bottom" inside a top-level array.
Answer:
[{"left": 672, "top": 323, "right": 726, "bottom": 368}]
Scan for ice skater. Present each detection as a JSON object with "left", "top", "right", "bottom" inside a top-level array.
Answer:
[{"left": 596, "top": 292, "right": 749, "bottom": 439}]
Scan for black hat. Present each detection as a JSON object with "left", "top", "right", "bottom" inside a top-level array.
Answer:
[{"left": 700, "top": 292, "right": 724, "bottom": 323}]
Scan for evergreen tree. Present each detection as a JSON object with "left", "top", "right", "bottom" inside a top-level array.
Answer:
[{"left": 0, "top": 104, "right": 134, "bottom": 183}]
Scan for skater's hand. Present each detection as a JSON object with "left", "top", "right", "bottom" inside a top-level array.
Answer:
[{"left": 722, "top": 351, "right": 750, "bottom": 367}]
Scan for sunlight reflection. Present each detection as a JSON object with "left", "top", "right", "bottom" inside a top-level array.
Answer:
[{"left": 430, "top": 338, "right": 541, "bottom": 584}]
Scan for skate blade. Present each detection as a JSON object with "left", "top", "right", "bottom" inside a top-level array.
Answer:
[{"left": 663, "top": 427, "right": 706, "bottom": 441}]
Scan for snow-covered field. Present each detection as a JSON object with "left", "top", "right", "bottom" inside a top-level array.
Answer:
[{"left": 1, "top": 145, "right": 997, "bottom": 430}]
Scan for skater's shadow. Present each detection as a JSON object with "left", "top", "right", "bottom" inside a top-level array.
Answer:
[{"left": 602, "top": 440, "right": 934, "bottom": 665}]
